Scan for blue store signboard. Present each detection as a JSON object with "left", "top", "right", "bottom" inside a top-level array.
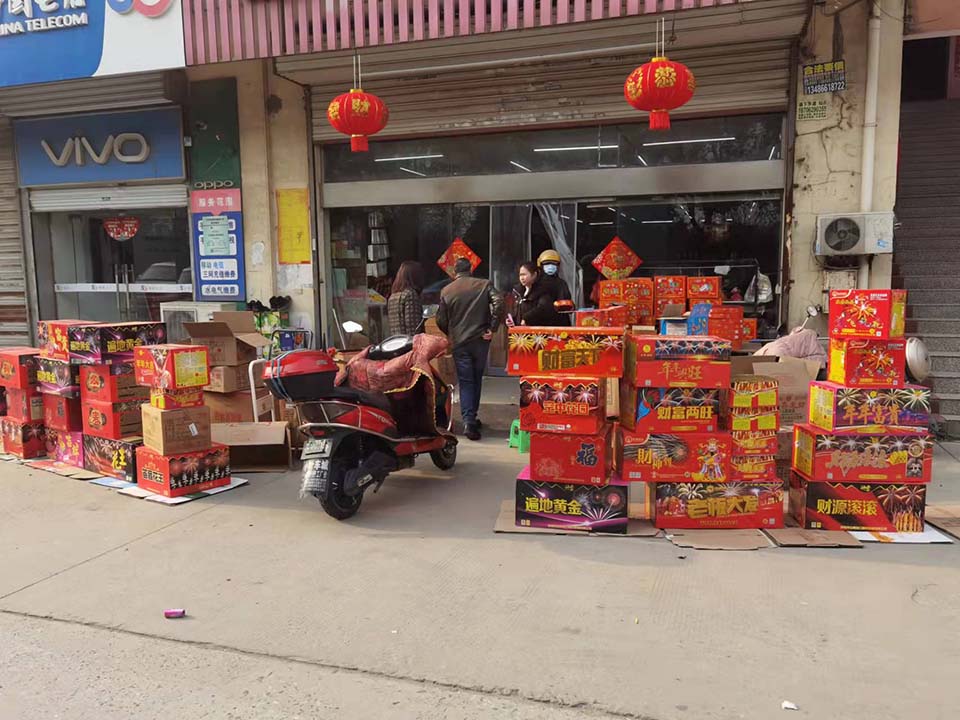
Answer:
[
  {"left": 191, "top": 188, "right": 246, "bottom": 301},
  {"left": 13, "top": 107, "right": 185, "bottom": 187}
]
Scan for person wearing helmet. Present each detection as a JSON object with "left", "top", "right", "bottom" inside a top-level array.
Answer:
[{"left": 536, "top": 249, "right": 573, "bottom": 326}]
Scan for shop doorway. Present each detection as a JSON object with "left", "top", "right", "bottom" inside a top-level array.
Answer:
[{"left": 32, "top": 208, "right": 192, "bottom": 322}]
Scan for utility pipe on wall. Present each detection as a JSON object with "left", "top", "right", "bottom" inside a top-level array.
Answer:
[{"left": 859, "top": 0, "right": 882, "bottom": 288}]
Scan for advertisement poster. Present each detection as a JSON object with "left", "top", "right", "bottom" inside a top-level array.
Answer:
[
  {"left": 276, "top": 188, "right": 311, "bottom": 264},
  {"left": 191, "top": 189, "right": 246, "bottom": 301}
]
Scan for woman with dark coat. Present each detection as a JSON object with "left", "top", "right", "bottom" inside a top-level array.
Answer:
[
  {"left": 387, "top": 261, "right": 425, "bottom": 336},
  {"left": 512, "top": 262, "right": 566, "bottom": 327}
]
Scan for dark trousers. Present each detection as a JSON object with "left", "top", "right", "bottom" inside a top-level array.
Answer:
[{"left": 453, "top": 338, "right": 489, "bottom": 427}]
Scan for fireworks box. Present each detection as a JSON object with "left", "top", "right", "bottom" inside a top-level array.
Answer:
[
  {"left": 83, "top": 435, "right": 141, "bottom": 482},
  {"left": 729, "top": 375, "right": 778, "bottom": 410},
  {"left": 0, "top": 347, "right": 39, "bottom": 390},
  {"left": 731, "top": 430, "right": 779, "bottom": 456},
  {"left": 597, "top": 278, "right": 653, "bottom": 309},
  {"left": 725, "top": 408, "right": 780, "bottom": 433},
  {"left": 808, "top": 382, "right": 930, "bottom": 431},
  {"left": 654, "top": 298, "right": 685, "bottom": 319},
  {"left": 687, "top": 305, "right": 744, "bottom": 348},
  {"left": 827, "top": 338, "right": 907, "bottom": 389},
  {"left": 792, "top": 424, "right": 932, "bottom": 484},
  {"left": 619, "top": 385, "right": 719, "bottom": 433},
  {"left": 36, "top": 320, "right": 88, "bottom": 361},
  {"left": 686, "top": 276, "right": 722, "bottom": 300},
  {"left": 655, "top": 275, "right": 686, "bottom": 299},
  {"left": 515, "top": 466, "right": 627, "bottom": 534},
  {"left": 0, "top": 418, "right": 45, "bottom": 459},
  {"left": 623, "top": 333, "right": 732, "bottom": 389},
  {"left": 184, "top": 311, "right": 270, "bottom": 367},
  {"left": 205, "top": 365, "right": 257, "bottom": 393},
  {"left": 741, "top": 318, "right": 758, "bottom": 342},
  {"left": 729, "top": 454, "right": 779, "bottom": 481},
  {"left": 135, "top": 444, "right": 231, "bottom": 498},
  {"left": 80, "top": 363, "right": 148, "bottom": 403},
  {"left": 529, "top": 426, "right": 612, "bottom": 485},
  {"left": 0, "top": 386, "right": 5, "bottom": 416},
  {"left": 149, "top": 387, "right": 205, "bottom": 410},
  {"left": 655, "top": 481, "right": 784, "bottom": 530},
  {"left": 619, "top": 430, "right": 733, "bottom": 483},
  {"left": 518, "top": 376, "right": 607, "bottom": 435},
  {"left": 134, "top": 344, "right": 210, "bottom": 391},
  {"left": 5, "top": 388, "right": 43, "bottom": 423},
  {"left": 82, "top": 399, "right": 144, "bottom": 440},
  {"left": 42, "top": 393, "right": 82, "bottom": 432},
  {"left": 35, "top": 356, "right": 81, "bottom": 398},
  {"left": 573, "top": 306, "right": 628, "bottom": 328},
  {"left": 828, "top": 289, "right": 906, "bottom": 340},
  {"left": 507, "top": 327, "right": 624, "bottom": 378},
  {"left": 49, "top": 429, "right": 84, "bottom": 467},
  {"left": 687, "top": 298, "right": 723, "bottom": 312},
  {"left": 141, "top": 404, "right": 212, "bottom": 455},
  {"left": 789, "top": 473, "right": 926, "bottom": 533},
  {"left": 67, "top": 322, "right": 167, "bottom": 364}
]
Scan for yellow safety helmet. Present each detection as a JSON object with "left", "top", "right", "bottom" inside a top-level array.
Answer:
[{"left": 537, "top": 249, "right": 561, "bottom": 267}]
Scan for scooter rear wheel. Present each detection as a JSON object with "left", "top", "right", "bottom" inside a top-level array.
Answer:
[
  {"left": 317, "top": 457, "right": 364, "bottom": 520},
  {"left": 430, "top": 441, "right": 457, "bottom": 471}
]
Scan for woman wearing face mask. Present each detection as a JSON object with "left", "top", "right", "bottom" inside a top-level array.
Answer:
[
  {"left": 511, "top": 262, "right": 566, "bottom": 326},
  {"left": 535, "top": 249, "right": 573, "bottom": 326}
]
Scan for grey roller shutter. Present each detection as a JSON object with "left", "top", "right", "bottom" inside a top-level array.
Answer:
[
  {"left": 28, "top": 184, "right": 189, "bottom": 212},
  {"left": 0, "top": 72, "right": 182, "bottom": 118},
  {"left": 0, "top": 119, "right": 28, "bottom": 346}
]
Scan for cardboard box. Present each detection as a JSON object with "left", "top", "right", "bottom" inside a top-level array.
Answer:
[
  {"left": 731, "top": 430, "right": 779, "bottom": 456},
  {"left": 0, "top": 418, "right": 45, "bottom": 459},
  {"left": 792, "top": 424, "right": 932, "bottom": 484},
  {"left": 35, "top": 356, "right": 81, "bottom": 398},
  {"left": 204, "top": 390, "right": 273, "bottom": 424},
  {"left": 789, "top": 473, "right": 926, "bottom": 533},
  {"left": 5, "top": 388, "right": 43, "bottom": 423},
  {"left": 211, "top": 421, "right": 291, "bottom": 472},
  {"left": 507, "top": 327, "right": 624, "bottom": 378},
  {"left": 185, "top": 311, "right": 269, "bottom": 367},
  {"left": 135, "top": 444, "right": 231, "bottom": 498},
  {"left": 729, "top": 375, "right": 779, "bottom": 410},
  {"left": 828, "top": 289, "right": 906, "bottom": 340},
  {"left": 80, "top": 363, "right": 149, "bottom": 403},
  {"left": 67, "top": 321, "right": 167, "bottom": 364},
  {"left": 827, "top": 338, "right": 907, "bottom": 389},
  {"left": 654, "top": 275, "right": 686, "bottom": 299},
  {"left": 574, "top": 306, "right": 628, "bottom": 328},
  {"left": 36, "top": 320, "right": 87, "bottom": 361},
  {"left": 204, "top": 365, "right": 256, "bottom": 393},
  {"left": 82, "top": 435, "right": 141, "bottom": 482},
  {"left": 516, "top": 466, "right": 627, "bottom": 534},
  {"left": 529, "top": 427, "right": 612, "bottom": 485},
  {"left": 726, "top": 408, "right": 780, "bottom": 433},
  {"left": 757, "top": 358, "right": 821, "bottom": 428},
  {"left": 620, "top": 430, "right": 733, "bottom": 482},
  {"left": 134, "top": 344, "right": 210, "bottom": 390},
  {"left": 623, "top": 334, "right": 731, "bottom": 389},
  {"left": 519, "top": 375, "right": 607, "bottom": 435},
  {"left": 729, "top": 454, "right": 779, "bottom": 481},
  {"left": 149, "top": 388, "right": 205, "bottom": 410},
  {"left": 619, "top": 385, "right": 719, "bottom": 433},
  {"left": 42, "top": 393, "right": 82, "bottom": 432},
  {"left": 141, "top": 404, "right": 212, "bottom": 455},
  {"left": 686, "top": 276, "right": 722, "bottom": 299},
  {"left": 0, "top": 347, "right": 39, "bottom": 390},
  {"left": 808, "top": 382, "right": 930, "bottom": 431},
  {"left": 50, "top": 429, "right": 84, "bottom": 467},
  {"left": 655, "top": 481, "right": 784, "bottom": 530},
  {"left": 83, "top": 399, "right": 143, "bottom": 440}
]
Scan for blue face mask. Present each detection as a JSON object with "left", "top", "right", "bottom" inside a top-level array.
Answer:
[{"left": 543, "top": 263, "right": 559, "bottom": 276}]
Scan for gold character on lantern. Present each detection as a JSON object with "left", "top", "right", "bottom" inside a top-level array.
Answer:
[
  {"left": 328, "top": 103, "right": 340, "bottom": 121},
  {"left": 654, "top": 65, "right": 678, "bottom": 88}
]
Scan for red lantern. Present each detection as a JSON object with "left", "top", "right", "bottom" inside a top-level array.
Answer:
[
  {"left": 327, "top": 88, "right": 389, "bottom": 152},
  {"left": 624, "top": 56, "right": 696, "bottom": 131}
]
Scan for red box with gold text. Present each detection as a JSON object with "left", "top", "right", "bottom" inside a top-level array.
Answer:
[
  {"left": 519, "top": 376, "right": 607, "bottom": 435},
  {"left": 620, "top": 429, "right": 733, "bottom": 483},
  {"left": 623, "top": 334, "right": 731, "bottom": 389},
  {"left": 789, "top": 473, "right": 925, "bottom": 533},
  {"left": 792, "top": 424, "right": 932, "bottom": 484},
  {"left": 1, "top": 418, "right": 45, "bottom": 459},
  {"left": 574, "top": 306, "right": 628, "bottom": 328},
  {"left": 619, "top": 385, "right": 719, "bottom": 433},
  {"left": 135, "top": 444, "right": 231, "bottom": 498},
  {"left": 686, "top": 276, "right": 722, "bottom": 300},
  {"left": 828, "top": 289, "right": 906, "bottom": 340},
  {"left": 0, "top": 348, "right": 39, "bottom": 390},
  {"left": 655, "top": 482, "right": 783, "bottom": 530},
  {"left": 828, "top": 339, "right": 906, "bottom": 388},
  {"left": 507, "top": 327, "right": 623, "bottom": 377},
  {"left": 42, "top": 393, "right": 82, "bottom": 432},
  {"left": 134, "top": 344, "right": 210, "bottom": 391},
  {"left": 529, "top": 427, "right": 612, "bottom": 485}
]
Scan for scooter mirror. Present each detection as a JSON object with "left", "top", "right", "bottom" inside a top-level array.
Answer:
[{"left": 342, "top": 320, "right": 364, "bottom": 334}]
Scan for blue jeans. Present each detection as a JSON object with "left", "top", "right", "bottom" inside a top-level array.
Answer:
[{"left": 453, "top": 338, "right": 489, "bottom": 427}]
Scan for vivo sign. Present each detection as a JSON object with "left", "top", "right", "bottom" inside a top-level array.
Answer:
[{"left": 14, "top": 107, "right": 184, "bottom": 187}]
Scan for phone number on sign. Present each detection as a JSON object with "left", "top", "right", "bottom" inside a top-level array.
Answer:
[{"left": 805, "top": 80, "right": 846, "bottom": 94}]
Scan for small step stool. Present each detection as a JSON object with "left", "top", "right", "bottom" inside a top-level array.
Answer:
[{"left": 508, "top": 419, "right": 530, "bottom": 453}]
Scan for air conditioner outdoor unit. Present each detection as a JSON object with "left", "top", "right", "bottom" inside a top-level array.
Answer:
[
  {"left": 160, "top": 301, "right": 239, "bottom": 342},
  {"left": 815, "top": 211, "right": 894, "bottom": 256}
]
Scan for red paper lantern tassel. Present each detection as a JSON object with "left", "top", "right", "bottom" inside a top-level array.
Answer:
[
  {"left": 649, "top": 110, "right": 671, "bottom": 130},
  {"left": 351, "top": 135, "right": 369, "bottom": 152}
]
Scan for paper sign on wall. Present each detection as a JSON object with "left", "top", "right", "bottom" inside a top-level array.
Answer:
[
  {"left": 277, "top": 188, "right": 311, "bottom": 265},
  {"left": 191, "top": 189, "right": 246, "bottom": 301}
]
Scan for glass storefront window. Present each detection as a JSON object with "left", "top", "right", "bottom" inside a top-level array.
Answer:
[{"left": 323, "top": 114, "right": 782, "bottom": 182}]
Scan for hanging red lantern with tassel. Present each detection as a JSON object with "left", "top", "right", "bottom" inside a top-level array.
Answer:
[
  {"left": 624, "top": 19, "right": 695, "bottom": 130},
  {"left": 327, "top": 88, "right": 389, "bottom": 152}
]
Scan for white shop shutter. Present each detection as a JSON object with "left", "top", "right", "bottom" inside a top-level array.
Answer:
[
  {"left": 0, "top": 119, "right": 29, "bottom": 345},
  {"left": 28, "top": 184, "right": 189, "bottom": 212},
  {"left": 0, "top": 72, "right": 180, "bottom": 118}
]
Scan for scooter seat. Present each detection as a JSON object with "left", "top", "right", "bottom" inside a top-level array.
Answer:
[{"left": 327, "top": 386, "right": 393, "bottom": 414}]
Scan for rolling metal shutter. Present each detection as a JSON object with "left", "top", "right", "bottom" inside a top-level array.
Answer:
[
  {"left": 28, "top": 184, "right": 189, "bottom": 213},
  {"left": 0, "top": 119, "right": 29, "bottom": 345}
]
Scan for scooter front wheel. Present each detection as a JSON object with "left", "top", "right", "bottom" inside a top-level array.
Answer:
[
  {"left": 430, "top": 441, "right": 457, "bottom": 471},
  {"left": 317, "top": 457, "right": 364, "bottom": 520}
]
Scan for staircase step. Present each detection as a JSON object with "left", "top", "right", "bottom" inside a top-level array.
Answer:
[
  {"left": 907, "top": 318, "right": 960, "bottom": 335},
  {"left": 930, "top": 353, "right": 960, "bottom": 373},
  {"left": 895, "top": 262, "right": 960, "bottom": 275},
  {"left": 900, "top": 276, "right": 960, "bottom": 290},
  {"left": 905, "top": 304, "right": 960, "bottom": 319},
  {"left": 897, "top": 253, "right": 960, "bottom": 265},
  {"left": 933, "top": 395, "right": 960, "bottom": 416},
  {"left": 928, "top": 375, "right": 960, "bottom": 394},
  {"left": 900, "top": 289, "right": 960, "bottom": 303},
  {"left": 910, "top": 334, "right": 960, "bottom": 352}
]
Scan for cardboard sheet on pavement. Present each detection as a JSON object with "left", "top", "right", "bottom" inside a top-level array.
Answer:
[
  {"left": 765, "top": 527, "right": 862, "bottom": 548},
  {"left": 925, "top": 504, "right": 960, "bottom": 540},
  {"left": 850, "top": 526, "right": 954, "bottom": 544},
  {"left": 665, "top": 529, "right": 773, "bottom": 551},
  {"left": 494, "top": 500, "right": 660, "bottom": 537},
  {"left": 117, "top": 477, "right": 249, "bottom": 504}
]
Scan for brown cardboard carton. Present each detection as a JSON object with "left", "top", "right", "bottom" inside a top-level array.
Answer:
[
  {"left": 141, "top": 404, "right": 212, "bottom": 455},
  {"left": 760, "top": 358, "right": 820, "bottom": 428},
  {"left": 205, "top": 365, "right": 255, "bottom": 393},
  {"left": 184, "top": 311, "right": 269, "bottom": 367},
  {"left": 204, "top": 390, "right": 273, "bottom": 423},
  {"left": 211, "top": 421, "right": 291, "bottom": 472}
]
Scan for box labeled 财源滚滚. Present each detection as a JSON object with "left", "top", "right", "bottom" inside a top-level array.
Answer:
[
  {"left": 135, "top": 444, "right": 231, "bottom": 498},
  {"left": 134, "top": 344, "right": 210, "bottom": 391},
  {"left": 792, "top": 424, "right": 932, "bottom": 484},
  {"left": 619, "top": 430, "right": 732, "bottom": 483},
  {"left": 655, "top": 481, "right": 783, "bottom": 530},
  {"left": 828, "top": 289, "right": 906, "bottom": 340},
  {"left": 789, "top": 473, "right": 925, "bottom": 533},
  {"left": 518, "top": 375, "right": 607, "bottom": 435},
  {"left": 619, "top": 384, "right": 719, "bottom": 433},
  {"left": 528, "top": 426, "right": 612, "bottom": 485}
]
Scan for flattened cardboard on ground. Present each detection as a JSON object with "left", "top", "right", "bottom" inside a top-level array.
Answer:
[
  {"left": 25, "top": 459, "right": 102, "bottom": 480},
  {"left": 925, "top": 504, "right": 960, "bottom": 540},
  {"left": 665, "top": 529, "right": 773, "bottom": 551},
  {"left": 494, "top": 500, "right": 659, "bottom": 537},
  {"left": 850, "top": 526, "right": 954, "bottom": 544},
  {"left": 118, "top": 477, "right": 249, "bottom": 505},
  {"left": 211, "top": 422, "right": 291, "bottom": 472},
  {"left": 765, "top": 527, "right": 862, "bottom": 548}
]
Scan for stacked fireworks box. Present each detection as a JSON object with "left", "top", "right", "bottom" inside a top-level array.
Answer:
[
  {"left": 790, "top": 289, "right": 932, "bottom": 533},
  {"left": 597, "top": 278, "right": 654, "bottom": 326},
  {"left": 0, "top": 346, "right": 44, "bottom": 459},
  {"left": 654, "top": 276, "right": 686, "bottom": 319},
  {"left": 133, "top": 344, "right": 231, "bottom": 498},
  {"left": 509, "top": 325, "right": 628, "bottom": 533},
  {"left": 617, "top": 333, "right": 784, "bottom": 529},
  {"left": 725, "top": 374, "right": 782, "bottom": 494}
]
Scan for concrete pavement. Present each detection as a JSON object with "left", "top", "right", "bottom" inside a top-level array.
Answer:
[{"left": 1, "top": 439, "right": 959, "bottom": 720}]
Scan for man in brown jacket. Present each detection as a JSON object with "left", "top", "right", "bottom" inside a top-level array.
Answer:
[{"left": 437, "top": 258, "right": 505, "bottom": 440}]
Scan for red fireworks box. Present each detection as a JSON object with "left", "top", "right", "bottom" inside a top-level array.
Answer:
[
  {"left": 507, "top": 327, "right": 623, "bottom": 378},
  {"left": 149, "top": 387, "right": 205, "bottom": 410},
  {"left": 67, "top": 321, "right": 167, "bottom": 364},
  {"left": 686, "top": 276, "right": 722, "bottom": 300},
  {"left": 808, "top": 381, "right": 930, "bottom": 431},
  {"left": 619, "top": 385, "right": 719, "bottom": 433},
  {"left": 827, "top": 338, "right": 907, "bottom": 388},
  {"left": 789, "top": 473, "right": 926, "bottom": 533},
  {"left": 49, "top": 429, "right": 84, "bottom": 467},
  {"left": 598, "top": 278, "right": 654, "bottom": 309},
  {"left": 36, "top": 320, "right": 87, "bottom": 362},
  {"left": 0, "top": 347, "right": 39, "bottom": 390},
  {"left": 741, "top": 318, "right": 758, "bottom": 342},
  {"left": 80, "top": 363, "right": 149, "bottom": 404},
  {"left": 515, "top": 466, "right": 627, "bottom": 534},
  {"left": 519, "top": 376, "right": 607, "bottom": 435},
  {"left": 731, "top": 430, "right": 779, "bottom": 456},
  {"left": 619, "top": 430, "right": 733, "bottom": 483},
  {"left": 83, "top": 435, "right": 141, "bottom": 483},
  {"left": 0, "top": 418, "right": 45, "bottom": 459},
  {"left": 5, "top": 388, "right": 43, "bottom": 423},
  {"left": 135, "top": 444, "right": 231, "bottom": 498},
  {"left": 529, "top": 426, "right": 612, "bottom": 485},
  {"left": 0, "top": 386, "right": 5, "bottom": 416},
  {"left": 654, "top": 275, "right": 686, "bottom": 299},
  {"left": 792, "top": 424, "right": 932, "bottom": 484},
  {"left": 82, "top": 399, "right": 144, "bottom": 440},
  {"left": 655, "top": 481, "right": 784, "bottom": 530},
  {"left": 133, "top": 344, "right": 210, "bottom": 391},
  {"left": 623, "top": 333, "right": 732, "bottom": 389},
  {"left": 42, "top": 393, "right": 82, "bottom": 432},
  {"left": 35, "top": 356, "right": 81, "bottom": 398},
  {"left": 828, "top": 289, "right": 906, "bottom": 340},
  {"left": 730, "top": 375, "right": 778, "bottom": 410},
  {"left": 574, "top": 306, "right": 628, "bottom": 328},
  {"left": 729, "top": 454, "right": 779, "bottom": 481}
]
